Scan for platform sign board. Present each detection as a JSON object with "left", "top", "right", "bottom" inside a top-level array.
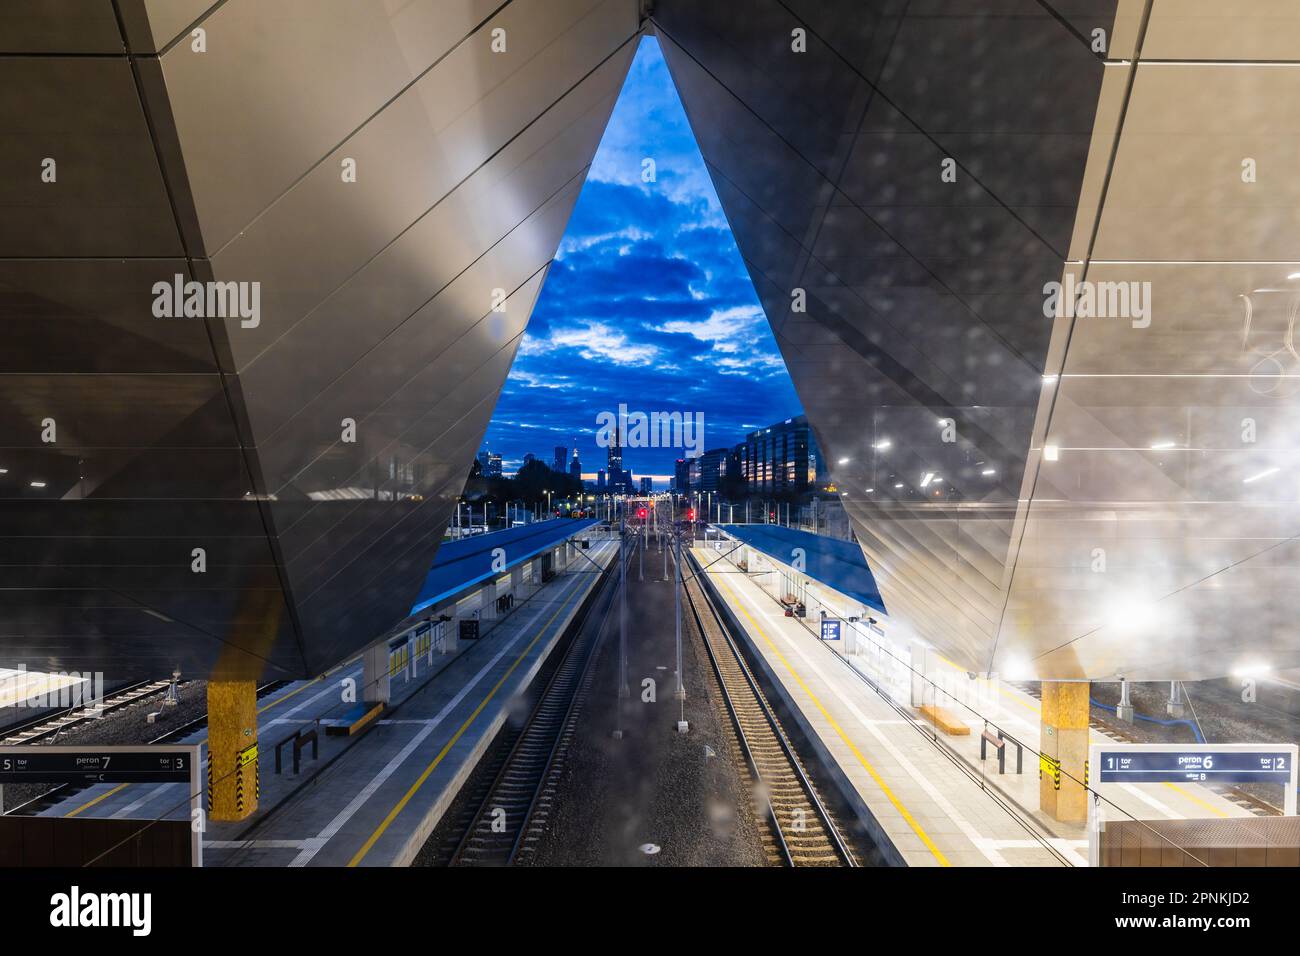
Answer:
[
  {"left": 820, "top": 619, "right": 841, "bottom": 642},
  {"left": 0, "top": 744, "right": 203, "bottom": 866},
  {"left": 1086, "top": 743, "right": 1300, "bottom": 868},
  {"left": 1096, "top": 748, "right": 1294, "bottom": 787},
  {"left": 1086, "top": 742, "right": 1298, "bottom": 866}
]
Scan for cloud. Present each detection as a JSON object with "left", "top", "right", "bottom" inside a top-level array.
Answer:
[
  {"left": 480, "top": 37, "right": 803, "bottom": 477},
  {"left": 521, "top": 320, "right": 660, "bottom": 366},
  {"left": 656, "top": 304, "right": 765, "bottom": 352}
]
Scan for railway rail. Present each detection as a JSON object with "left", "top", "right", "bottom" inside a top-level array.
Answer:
[
  {"left": 683, "top": 551, "right": 855, "bottom": 867},
  {"left": 439, "top": 545, "right": 620, "bottom": 866},
  {"left": 0, "top": 678, "right": 178, "bottom": 746},
  {"left": 1, "top": 680, "right": 289, "bottom": 817}
]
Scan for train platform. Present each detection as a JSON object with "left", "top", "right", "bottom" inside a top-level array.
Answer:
[
  {"left": 40, "top": 537, "right": 616, "bottom": 867},
  {"left": 691, "top": 543, "right": 1257, "bottom": 867}
]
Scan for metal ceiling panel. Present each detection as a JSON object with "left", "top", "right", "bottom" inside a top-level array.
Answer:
[{"left": 0, "top": 0, "right": 640, "bottom": 679}]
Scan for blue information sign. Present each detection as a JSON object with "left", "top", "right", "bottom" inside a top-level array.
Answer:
[
  {"left": 1096, "top": 749, "right": 1292, "bottom": 785},
  {"left": 820, "top": 619, "right": 841, "bottom": 641}
]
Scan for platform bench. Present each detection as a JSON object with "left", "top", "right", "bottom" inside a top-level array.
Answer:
[{"left": 917, "top": 704, "right": 970, "bottom": 736}]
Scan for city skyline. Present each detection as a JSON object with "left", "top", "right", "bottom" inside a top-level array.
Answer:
[{"left": 478, "top": 36, "right": 802, "bottom": 480}]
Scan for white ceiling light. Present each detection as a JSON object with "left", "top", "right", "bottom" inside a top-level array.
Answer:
[
  {"left": 1149, "top": 440, "right": 1176, "bottom": 450},
  {"left": 1042, "top": 374, "right": 1058, "bottom": 384},
  {"left": 1107, "top": 596, "right": 1162, "bottom": 634},
  {"left": 837, "top": 457, "right": 850, "bottom": 465},
  {"left": 981, "top": 468, "right": 996, "bottom": 476},
  {"left": 1043, "top": 444, "right": 1059, "bottom": 461},
  {"left": 30, "top": 481, "right": 46, "bottom": 488},
  {"left": 1231, "top": 661, "right": 1272, "bottom": 678},
  {"left": 873, "top": 439, "right": 891, "bottom": 450},
  {"left": 1002, "top": 655, "right": 1033, "bottom": 680},
  {"left": 920, "top": 472, "right": 934, "bottom": 488}
]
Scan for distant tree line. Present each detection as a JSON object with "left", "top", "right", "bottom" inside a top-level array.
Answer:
[{"left": 463, "top": 457, "right": 584, "bottom": 507}]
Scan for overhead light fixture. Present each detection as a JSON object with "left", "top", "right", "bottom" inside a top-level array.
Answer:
[
  {"left": 1044, "top": 444, "right": 1059, "bottom": 461},
  {"left": 1288, "top": 272, "right": 1300, "bottom": 280},
  {"left": 920, "top": 472, "right": 934, "bottom": 488},
  {"left": 981, "top": 468, "right": 996, "bottom": 476},
  {"left": 1107, "top": 596, "right": 1162, "bottom": 634},
  {"left": 893, "top": 482, "right": 903, "bottom": 489},
  {"left": 30, "top": 481, "right": 46, "bottom": 488},
  {"left": 837, "top": 457, "right": 850, "bottom": 465},
  {"left": 0, "top": 468, "right": 7, "bottom": 474},
  {"left": 1042, "top": 374, "right": 1058, "bottom": 384},
  {"left": 1242, "top": 467, "right": 1280, "bottom": 484},
  {"left": 1002, "top": 655, "right": 1033, "bottom": 680},
  {"left": 1231, "top": 661, "right": 1272, "bottom": 678},
  {"left": 865, "top": 487, "right": 874, "bottom": 493},
  {"left": 1149, "top": 441, "right": 1177, "bottom": 450},
  {"left": 873, "top": 439, "right": 891, "bottom": 450}
]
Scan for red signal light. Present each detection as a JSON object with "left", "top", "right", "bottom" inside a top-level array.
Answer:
[
  {"left": 637, "top": 508, "right": 647, "bottom": 519},
  {"left": 686, "top": 509, "right": 695, "bottom": 520}
]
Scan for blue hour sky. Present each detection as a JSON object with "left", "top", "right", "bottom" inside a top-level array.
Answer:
[{"left": 479, "top": 37, "right": 802, "bottom": 486}]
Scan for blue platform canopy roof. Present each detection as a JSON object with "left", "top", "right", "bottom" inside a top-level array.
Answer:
[
  {"left": 714, "top": 524, "right": 886, "bottom": 615},
  {"left": 410, "top": 518, "right": 600, "bottom": 615}
]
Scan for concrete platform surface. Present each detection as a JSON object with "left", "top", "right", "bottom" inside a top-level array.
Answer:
[{"left": 42, "top": 540, "right": 615, "bottom": 867}]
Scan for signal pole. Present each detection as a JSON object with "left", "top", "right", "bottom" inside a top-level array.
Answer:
[
  {"left": 675, "top": 517, "right": 684, "bottom": 702},
  {"left": 618, "top": 505, "right": 628, "bottom": 700}
]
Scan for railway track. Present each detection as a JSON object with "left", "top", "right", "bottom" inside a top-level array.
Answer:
[
  {"left": 1, "top": 680, "right": 290, "bottom": 817},
  {"left": 0, "top": 679, "right": 178, "bottom": 746},
  {"left": 441, "top": 548, "right": 619, "bottom": 866},
  {"left": 684, "top": 552, "right": 855, "bottom": 867}
]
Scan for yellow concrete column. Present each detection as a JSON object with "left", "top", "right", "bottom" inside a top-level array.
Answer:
[
  {"left": 1040, "top": 680, "right": 1089, "bottom": 822},
  {"left": 207, "top": 680, "right": 258, "bottom": 821}
]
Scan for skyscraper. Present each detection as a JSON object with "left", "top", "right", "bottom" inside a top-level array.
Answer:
[
  {"left": 553, "top": 445, "right": 568, "bottom": 473},
  {"left": 674, "top": 458, "right": 690, "bottom": 494},
  {"left": 741, "top": 416, "right": 822, "bottom": 495},
  {"left": 606, "top": 422, "right": 623, "bottom": 474},
  {"left": 690, "top": 447, "right": 731, "bottom": 494},
  {"left": 569, "top": 447, "right": 582, "bottom": 479}
]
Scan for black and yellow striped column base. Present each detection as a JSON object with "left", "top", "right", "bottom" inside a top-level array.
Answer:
[
  {"left": 207, "top": 679, "right": 259, "bottom": 822},
  {"left": 1040, "top": 680, "right": 1090, "bottom": 823}
]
